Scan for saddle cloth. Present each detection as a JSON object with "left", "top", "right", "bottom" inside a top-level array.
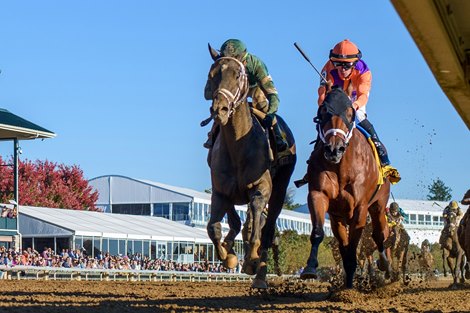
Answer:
[{"left": 357, "top": 126, "right": 401, "bottom": 185}]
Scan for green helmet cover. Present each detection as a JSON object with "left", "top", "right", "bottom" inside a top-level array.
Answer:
[{"left": 220, "top": 39, "right": 247, "bottom": 58}]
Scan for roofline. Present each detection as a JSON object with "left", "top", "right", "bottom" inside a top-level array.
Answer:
[
  {"left": 0, "top": 124, "right": 56, "bottom": 139},
  {"left": 89, "top": 174, "right": 197, "bottom": 200}
]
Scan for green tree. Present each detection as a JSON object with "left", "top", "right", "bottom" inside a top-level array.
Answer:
[
  {"left": 283, "top": 187, "right": 302, "bottom": 210},
  {"left": 426, "top": 178, "right": 452, "bottom": 201}
]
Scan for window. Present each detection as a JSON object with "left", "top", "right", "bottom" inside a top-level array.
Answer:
[
  {"left": 112, "top": 204, "right": 150, "bottom": 215},
  {"left": 172, "top": 203, "right": 190, "bottom": 221},
  {"left": 409, "top": 214, "right": 417, "bottom": 224},
  {"left": 109, "top": 239, "right": 119, "bottom": 255},
  {"left": 418, "top": 214, "right": 425, "bottom": 225},
  {"left": 154, "top": 203, "right": 170, "bottom": 219}
]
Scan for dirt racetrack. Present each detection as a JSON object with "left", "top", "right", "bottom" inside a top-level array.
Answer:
[{"left": 0, "top": 278, "right": 468, "bottom": 313}]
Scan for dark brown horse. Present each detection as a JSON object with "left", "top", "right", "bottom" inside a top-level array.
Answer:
[
  {"left": 440, "top": 210, "right": 466, "bottom": 286},
  {"left": 300, "top": 88, "right": 391, "bottom": 288},
  {"left": 204, "top": 45, "right": 296, "bottom": 289},
  {"left": 458, "top": 189, "right": 470, "bottom": 279}
]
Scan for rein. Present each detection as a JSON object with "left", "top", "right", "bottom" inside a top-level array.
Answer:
[{"left": 213, "top": 57, "right": 249, "bottom": 118}]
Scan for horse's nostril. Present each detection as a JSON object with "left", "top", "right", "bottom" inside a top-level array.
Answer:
[
  {"left": 338, "top": 146, "right": 346, "bottom": 153},
  {"left": 220, "top": 107, "right": 229, "bottom": 113}
]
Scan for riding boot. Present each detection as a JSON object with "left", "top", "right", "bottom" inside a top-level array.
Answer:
[
  {"left": 273, "top": 122, "right": 288, "bottom": 152},
  {"left": 358, "top": 119, "right": 390, "bottom": 166},
  {"left": 203, "top": 124, "right": 219, "bottom": 149}
]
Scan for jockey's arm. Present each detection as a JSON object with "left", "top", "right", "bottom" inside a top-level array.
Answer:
[
  {"left": 351, "top": 71, "right": 371, "bottom": 110},
  {"left": 251, "top": 56, "right": 280, "bottom": 115},
  {"left": 317, "top": 62, "right": 331, "bottom": 106}
]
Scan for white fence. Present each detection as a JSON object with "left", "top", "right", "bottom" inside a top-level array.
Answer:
[{"left": 0, "top": 265, "right": 253, "bottom": 282}]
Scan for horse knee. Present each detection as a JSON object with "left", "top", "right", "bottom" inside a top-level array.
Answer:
[{"left": 207, "top": 222, "right": 222, "bottom": 241}]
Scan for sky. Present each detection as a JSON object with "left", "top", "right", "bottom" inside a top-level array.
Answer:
[{"left": 0, "top": 1, "right": 469, "bottom": 205}]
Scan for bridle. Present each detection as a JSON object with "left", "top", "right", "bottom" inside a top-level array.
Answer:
[
  {"left": 318, "top": 121, "right": 355, "bottom": 145},
  {"left": 315, "top": 105, "right": 355, "bottom": 146},
  {"left": 212, "top": 57, "right": 249, "bottom": 118}
]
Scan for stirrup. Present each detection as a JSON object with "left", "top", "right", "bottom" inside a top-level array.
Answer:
[{"left": 382, "top": 165, "right": 401, "bottom": 184}]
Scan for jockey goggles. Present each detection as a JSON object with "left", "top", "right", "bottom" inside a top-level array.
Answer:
[{"left": 332, "top": 61, "right": 356, "bottom": 70}]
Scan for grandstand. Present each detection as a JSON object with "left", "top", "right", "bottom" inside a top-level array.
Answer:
[{"left": 88, "top": 175, "right": 320, "bottom": 237}]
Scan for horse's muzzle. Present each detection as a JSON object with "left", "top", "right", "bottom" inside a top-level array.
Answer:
[{"left": 324, "top": 143, "right": 346, "bottom": 164}]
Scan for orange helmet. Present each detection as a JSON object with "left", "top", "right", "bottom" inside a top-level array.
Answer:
[{"left": 329, "top": 39, "right": 362, "bottom": 62}]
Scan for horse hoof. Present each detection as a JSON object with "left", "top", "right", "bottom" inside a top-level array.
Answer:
[
  {"left": 223, "top": 254, "right": 238, "bottom": 269},
  {"left": 300, "top": 267, "right": 317, "bottom": 280},
  {"left": 218, "top": 245, "right": 228, "bottom": 261},
  {"left": 251, "top": 278, "right": 268, "bottom": 289},
  {"left": 242, "top": 262, "right": 257, "bottom": 276}
]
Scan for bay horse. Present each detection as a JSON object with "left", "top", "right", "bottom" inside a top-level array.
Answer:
[
  {"left": 440, "top": 210, "right": 466, "bottom": 286},
  {"left": 300, "top": 88, "right": 391, "bottom": 288},
  {"left": 458, "top": 189, "right": 470, "bottom": 279},
  {"left": 384, "top": 223, "right": 410, "bottom": 282},
  {"left": 204, "top": 44, "right": 296, "bottom": 289}
]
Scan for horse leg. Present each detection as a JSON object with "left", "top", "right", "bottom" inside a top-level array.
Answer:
[
  {"left": 458, "top": 251, "right": 465, "bottom": 284},
  {"left": 206, "top": 194, "right": 231, "bottom": 262},
  {"left": 300, "top": 191, "right": 327, "bottom": 280},
  {"left": 447, "top": 254, "right": 457, "bottom": 286},
  {"left": 241, "top": 206, "right": 255, "bottom": 275},
  {"left": 342, "top": 220, "right": 365, "bottom": 288},
  {"left": 370, "top": 207, "right": 392, "bottom": 279},
  {"left": 252, "top": 163, "right": 294, "bottom": 289},
  {"left": 245, "top": 188, "right": 269, "bottom": 278},
  {"left": 442, "top": 249, "right": 448, "bottom": 277},
  {"left": 223, "top": 205, "right": 241, "bottom": 269}
]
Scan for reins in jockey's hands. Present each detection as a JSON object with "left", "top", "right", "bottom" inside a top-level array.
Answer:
[{"left": 262, "top": 113, "right": 275, "bottom": 127}]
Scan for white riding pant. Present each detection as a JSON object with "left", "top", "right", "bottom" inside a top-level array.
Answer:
[{"left": 355, "top": 105, "right": 367, "bottom": 123}]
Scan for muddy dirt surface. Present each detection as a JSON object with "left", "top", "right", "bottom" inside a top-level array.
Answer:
[{"left": 0, "top": 278, "right": 468, "bottom": 313}]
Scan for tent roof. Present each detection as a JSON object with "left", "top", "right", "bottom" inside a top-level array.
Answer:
[
  {"left": 19, "top": 206, "right": 211, "bottom": 243},
  {"left": 0, "top": 109, "right": 55, "bottom": 140}
]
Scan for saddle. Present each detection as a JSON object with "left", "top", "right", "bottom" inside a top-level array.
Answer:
[{"left": 250, "top": 107, "right": 295, "bottom": 169}]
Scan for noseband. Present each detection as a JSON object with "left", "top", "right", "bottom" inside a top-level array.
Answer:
[
  {"left": 315, "top": 108, "right": 355, "bottom": 145},
  {"left": 213, "top": 57, "right": 249, "bottom": 117}
]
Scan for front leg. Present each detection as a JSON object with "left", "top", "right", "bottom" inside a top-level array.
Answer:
[
  {"left": 207, "top": 192, "right": 231, "bottom": 262},
  {"left": 300, "top": 190, "right": 328, "bottom": 280}
]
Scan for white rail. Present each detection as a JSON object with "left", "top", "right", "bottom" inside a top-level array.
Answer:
[{"left": 0, "top": 265, "right": 253, "bottom": 282}]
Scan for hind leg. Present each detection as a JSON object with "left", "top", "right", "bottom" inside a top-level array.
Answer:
[
  {"left": 369, "top": 205, "right": 392, "bottom": 278},
  {"left": 252, "top": 163, "right": 295, "bottom": 289}
]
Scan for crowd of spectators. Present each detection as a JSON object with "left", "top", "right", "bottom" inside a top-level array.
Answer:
[{"left": 0, "top": 246, "right": 241, "bottom": 274}]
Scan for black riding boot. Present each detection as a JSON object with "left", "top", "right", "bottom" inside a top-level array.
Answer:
[
  {"left": 273, "top": 123, "right": 288, "bottom": 152},
  {"left": 358, "top": 119, "right": 390, "bottom": 166},
  {"left": 203, "top": 124, "right": 219, "bottom": 149}
]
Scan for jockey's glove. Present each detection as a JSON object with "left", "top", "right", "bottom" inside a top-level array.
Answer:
[{"left": 262, "top": 113, "right": 275, "bottom": 127}]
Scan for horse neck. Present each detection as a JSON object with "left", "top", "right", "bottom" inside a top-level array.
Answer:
[{"left": 221, "top": 101, "right": 253, "bottom": 144}]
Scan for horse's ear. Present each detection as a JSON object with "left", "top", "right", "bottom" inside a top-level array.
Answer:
[{"left": 208, "top": 43, "right": 219, "bottom": 61}]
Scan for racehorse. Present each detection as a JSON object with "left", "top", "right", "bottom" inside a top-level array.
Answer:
[
  {"left": 457, "top": 189, "right": 470, "bottom": 280},
  {"left": 204, "top": 44, "right": 296, "bottom": 289},
  {"left": 440, "top": 210, "right": 466, "bottom": 286},
  {"left": 384, "top": 222, "right": 410, "bottom": 282},
  {"left": 300, "top": 88, "right": 391, "bottom": 288}
]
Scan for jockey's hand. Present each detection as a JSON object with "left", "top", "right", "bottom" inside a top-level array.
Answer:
[
  {"left": 262, "top": 113, "right": 275, "bottom": 127},
  {"left": 325, "top": 80, "right": 333, "bottom": 93}
]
